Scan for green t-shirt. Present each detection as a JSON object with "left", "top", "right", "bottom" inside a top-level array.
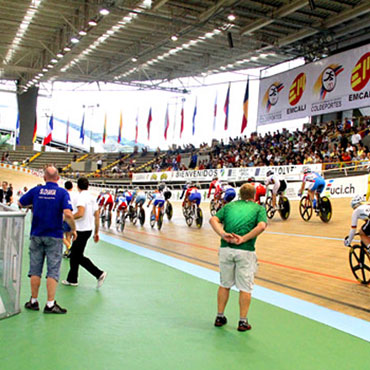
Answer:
[{"left": 215, "top": 200, "right": 267, "bottom": 251}]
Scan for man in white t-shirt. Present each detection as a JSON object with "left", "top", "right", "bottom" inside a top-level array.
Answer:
[{"left": 62, "top": 177, "right": 107, "bottom": 289}]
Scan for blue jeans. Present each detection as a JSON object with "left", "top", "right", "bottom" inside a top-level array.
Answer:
[{"left": 28, "top": 236, "right": 63, "bottom": 281}]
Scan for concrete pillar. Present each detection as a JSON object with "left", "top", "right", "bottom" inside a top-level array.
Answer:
[{"left": 16, "top": 85, "right": 39, "bottom": 147}]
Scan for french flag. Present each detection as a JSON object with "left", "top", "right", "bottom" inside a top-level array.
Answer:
[{"left": 43, "top": 115, "right": 53, "bottom": 145}]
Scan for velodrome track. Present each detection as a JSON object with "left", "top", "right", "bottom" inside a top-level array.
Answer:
[{"left": 1, "top": 168, "right": 370, "bottom": 369}]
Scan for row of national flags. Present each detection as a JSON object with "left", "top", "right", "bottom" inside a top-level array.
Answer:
[{"left": 18, "top": 80, "right": 249, "bottom": 146}]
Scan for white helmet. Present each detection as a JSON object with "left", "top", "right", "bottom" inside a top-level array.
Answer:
[
  {"left": 351, "top": 195, "right": 363, "bottom": 209},
  {"left": 303, "top": 167, "right": 311, "bottom": 174}
]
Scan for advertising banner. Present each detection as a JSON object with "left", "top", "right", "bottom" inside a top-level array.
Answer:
[
  {"left": 257, "top": 43, "right": 370, "bottom": 125},
  {"left": 132, "top": 164, "right": 322, "bottom": 183}
]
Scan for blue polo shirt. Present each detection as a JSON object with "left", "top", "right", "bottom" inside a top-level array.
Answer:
[{"left": 20, "top": 182, "right": 72, "bottom": 239}]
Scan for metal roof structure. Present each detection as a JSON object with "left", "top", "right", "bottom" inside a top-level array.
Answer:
[{"left": 1, "top": 0, "right": 369, "bottom": 93}]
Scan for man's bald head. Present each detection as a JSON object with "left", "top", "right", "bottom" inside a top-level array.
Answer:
[{"left": 44, "top": 166, "right": 59, "bottom": 182}]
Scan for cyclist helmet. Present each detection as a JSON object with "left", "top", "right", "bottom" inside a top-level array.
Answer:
[
  {"left": 158, "top": 183, "right": 165, "bottom": 191},
  {"left": 247, "top": 177, "right": 255, "bottom": 182},
  {"left": 221, "top": 181, "right": 228, "bottom": 187},
  {"left": 266, "top": 170, "right": 274, "bottom": 177},
  {"left": 303, "top": 167, "right": 311, "bottom": 174},
  {"left": 213, "top": 176, "right": 219, "bottom": 181},
  {"left": 351, "top": 195, "right": 363, "bottom": 209}
]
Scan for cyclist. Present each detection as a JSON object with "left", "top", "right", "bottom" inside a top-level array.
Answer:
[
  {"left": 298, "top": 167, "right": 325, "bottom": 211},
  {"left": 220, "top": 181, "right": 236, "bottom": 206},
  {"left": 344, "top": 195, "right": 370, "bottom": 253},
  {"left": 113, "top": 190, "right": 128, "bottom": 224},
  {"left": 132, "top": 187, "right": 146, "bottom": 211},
  {"left": 161, "top": 182, "right": 172, "bottom": 203},
  {"left": 264, "top": 170, "right": 287, "bottom": 210},
  {"left": 99, "top": 190, "right": 114, "bottom": 217},
  {"left": 147, "top": 187, "right": 165, "bottom": 222},
  {"left": 208, "top": 177, "right": 222, "bottom": 200},
  {"left": 182, "top": 182, "right": 201, "bottom": 209},
  {"left": 247, "top": 177, "right": 266, "bottom": 205}
]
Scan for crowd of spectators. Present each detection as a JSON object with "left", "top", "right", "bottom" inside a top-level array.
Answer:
[{"left": 146, "top": 117, "right": 370, "bottom": 172}]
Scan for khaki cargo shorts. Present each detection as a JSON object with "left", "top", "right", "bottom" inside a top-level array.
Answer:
[{"left": 219, "top": 247, "right": 258, "bottom": 293}]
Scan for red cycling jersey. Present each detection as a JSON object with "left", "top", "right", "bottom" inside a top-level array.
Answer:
[{"left": 208, "top": 180, "right": 222, "bottom": 198}]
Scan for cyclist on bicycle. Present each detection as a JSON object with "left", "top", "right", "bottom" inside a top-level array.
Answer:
[
  {"left": 182, "top": 182, "right": 202, "bottom": 209},
  {"left": 113, "top": 190, "right": 128, "bottom": 223},
  {"left": 132, "top": 187, "right": 146, "bottom": 211},
  {"left": 264, "top": 170, "right": 287, "bottom": 210},
  {"left": 147, "top": 187, "right": 165, "bottom": 221},
  {"left": 247, "top": 177, "right": 266, "bottom": 205},
  {"left": 208, "top": 177, "right": 222, "bottom": 200},
  {"left": 99, "top": 190, "right": 114, "bottom": 214},
  {"left": 298, "top": 167, "right": 325, "bottom": 210},
  {"left": 161, "top": 182, "right": 172, "bottom": 202},
  {"left": 220, "top": 181, "right": 236, "bottom": 205},
  {"left": 344, "top": 195, "right": 370, "bottom": 253}
]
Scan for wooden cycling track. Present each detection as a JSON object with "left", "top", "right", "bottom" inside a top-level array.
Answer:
[
  {"left": 105, "top": 199, "right": 370, "bottom": 322},
  {"left": 1, "top": 168, "right": 369, "bottom": 322}
]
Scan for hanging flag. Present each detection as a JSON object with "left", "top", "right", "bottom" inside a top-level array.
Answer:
[
  {"left": 224, "top": 83, "right": 230, "bottom": 130},
  {"left": 164, "top": 104, "right": 170, "bottom": 140},
  {"left": 147, "top": 107, "right": 152, "bottom": 140},
  {"left": 103, "top": 113, "right": 107, "bottom": 144},
  {"left": 241, "top": 79, "right": 249, "bottom": 134},
  {"left": 118, "top": 111, "right": 123, "bottom": 143},
  {"left": 213, "top": 92, "right": 217, "bottom": 131},
  {"left": 180, "top": 100, "right": 184, "bottom": 138},
  {"left": 16, "top": 113, "right": 20, "bottom": 145},
  {"left": 192, "top": 97, "right": 197, "bottom": 136},
  {"left": 66, "top": 117, "right": 70, "bottom": 144},
  {"left": 32, "top": 116, "right": 37, "bottom": 143},
  {"left": 80, "top": 112, "right": 85, "bottom": 144},
  {"left": 135, "top": 111, "right": 139, "bottom": 143},
  {"left": 43, "top": 115, "right": 53, "bottom": 145}
]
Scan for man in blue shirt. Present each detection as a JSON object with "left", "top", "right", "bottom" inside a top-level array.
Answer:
[{"left": 19, "top": 166, "right": 76, "bottom": 314}]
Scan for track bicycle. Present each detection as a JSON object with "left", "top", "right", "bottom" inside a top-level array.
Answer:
[
  {"left": 210, "top": 196, "right": 222, "bottom": 216},
  {"left": 115, "top": 208, "right": 128, "bottom": 232},
  {"left": 136, "top": 204, "right": 145, "bottom": 226},
  {"left": 183, "top": 201, "right": 203, "bottom": 228},
  {"left": 264, "top": 189, "right": 290, "bottom": 220},
  {"left": 150, "top": 204, "right": 164, "bottom": 230},
  {"left": 345, "top": 234, "right": 370, "bottom": 284},
  {"left": 299, "top": 190, "right": 332, "bottom": 223},
  {"left": 165, "top": 200, "right": 173, "bottom": 220},
  {"left": 127, "top": 205, "right": 138, "bottom": 225},
  {"left": 100, "top": 208, "right": 112, "bottom": 228}
]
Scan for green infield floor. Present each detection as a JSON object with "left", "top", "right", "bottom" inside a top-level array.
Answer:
[{"left": 0, "top": 228, "right": 369, "bottom": 370}]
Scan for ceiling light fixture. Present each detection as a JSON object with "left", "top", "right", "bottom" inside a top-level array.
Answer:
[
  {"left": 50, "top": 59, "right": 58, "bottom": 63},
  {"left": 100, "top": 8, "right": 110, "bottom": 16},
  {"left": 56, "top": 53, "right": 63, "bottom": 58},
  {"left": 171, "top": 35, "right": 178, "bottom": 41},
  {"left": 131, "top": 57, "right": 138, "bottom": 62},
  {"left": 64, "top": 46, "right": 71, "bottom": 52},
  {"left": 79, "top": 30, "right": 87, "bottom": 36},
  {"left": 227, "top": 14, "right": 236, "bottom": 21},
  {"left": 88, "top": 20, "right": 97, "bottom": 26},
  {"left": 71, "top": 37, "right": 79, "bottom": 43}
]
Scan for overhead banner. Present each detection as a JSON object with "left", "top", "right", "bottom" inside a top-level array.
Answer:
[
  {"left": 257, "top": 44, "right": 370, "bottom": 125},
  {"left": 132, "top": 164, "right": 322, "bottom": 183}
]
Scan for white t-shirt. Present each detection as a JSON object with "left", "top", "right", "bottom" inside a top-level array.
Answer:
[
  {"left": 74, "top": 190, "right": 99, "bottom": 231},
  {"left": 68, "top": 190, "right": 78, "bottom": 212}
]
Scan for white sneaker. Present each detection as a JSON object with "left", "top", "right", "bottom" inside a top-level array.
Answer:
[
  {"left": 97, "top": 272, "right": 107, "bottom": 289},
  {"left": 62, "top": 280, "right": 78, "bottom": 287}
]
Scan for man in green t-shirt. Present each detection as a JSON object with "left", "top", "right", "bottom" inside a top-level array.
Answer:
[{"left": 210, "top": 183, "right": 267, "bottom": 331}]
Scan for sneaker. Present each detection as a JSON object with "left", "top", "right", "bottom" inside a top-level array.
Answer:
[
  {"left": 214, "top": 315, "right": 227, "bottom": 327},
  {"left": 43, "top": 301, "right": 67, "bottom": 314},
  {"left": 24, "top": 298, "right": 39, "bottom": 311},
  {"left": 237, "top": 320, "right": 252, "bottom": 332},
  {"left": 62, "top": 280, "right": 78, "bottom": 287},
  {"left": 63, "top": 250, "right": 71, "bottom": 259},
  {"left": 97, "top": 271, "right": 107, "bottom": 289}
]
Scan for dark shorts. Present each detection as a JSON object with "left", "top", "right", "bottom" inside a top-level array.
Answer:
[
  {"left": 361, "top": 220, "right": 370, "bottom": 236},
  {"left": 28, "top": 236, "right": 63, "bottom": 281},
  {"left": 164, "top": 191, "right": 172, "bottom": 200},
  {"left": 63, "top": 221, "right": 71, "bottom": 233},
  {"left": 278, "top": 180, "right": 287, "bottom": 194}
]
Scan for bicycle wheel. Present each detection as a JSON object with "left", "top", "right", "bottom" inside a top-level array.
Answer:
[
  {"left": 299, "top": 195, "right": 313, "bottom": 221},
  {"left": 120, "top": 214, "right": 125, "bottom": 232},
  {"left": 196, "top": 208, "right": 203, "bottom": 228},
  {"left": 107, "top": 213, "right": 112, "bottom": 229},
  {"left": 210, "top": 199, "right": 217, "bottom": 216},
  {"left": 100, "top": 212, "right": 106, "bottom": 228},
  {"left": 186, "top": 216, "right": 193, "bottom": 227},
  {"left": 131, "top": 208, "right": 138, "bottom": 225},
  {"left": 115, "top": 216, "right": 120, "bottom": 232},
  {"left": 349, "top": 244, "right": 370, "bottom": 284},
  {"left": 264, "top": 196, "right": 275, "bottom": 219},
  {"left": 150, "top": 210, "right": 156, "bottom": 228},
  {"left": 278, "top": 196, "right": 290, "bottom": 220},
  {"left": 139, "top": 208, "right": 145, "bottom": 226},
  {"left": 157, "top": 212, "right": 164, "bottom": 230},
  {"left": 319, "top": 196, "right": 332, "bottom": 223},
  {"left": 166, "top": 202, "right": 173, "bottom": 220}
]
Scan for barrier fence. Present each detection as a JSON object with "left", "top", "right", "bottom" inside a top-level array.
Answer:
[{"left": 0, "top": 204, "right": 26, "bottom": 319}]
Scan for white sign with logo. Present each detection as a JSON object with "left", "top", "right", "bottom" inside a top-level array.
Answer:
[{"left": 257, "top": 43, "right": 370, "bottom": 125}]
